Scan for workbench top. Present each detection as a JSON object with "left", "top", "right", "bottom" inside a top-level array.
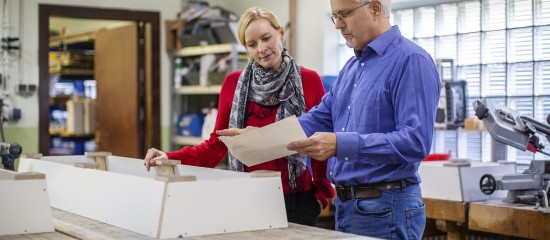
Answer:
[{"left": 2, "top": 208, "right": 373, "bottom": 240}]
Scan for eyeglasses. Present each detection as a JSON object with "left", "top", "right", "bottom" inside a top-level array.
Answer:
[{"left": 330, "top": 1, "right": 371, "bottom": 24}]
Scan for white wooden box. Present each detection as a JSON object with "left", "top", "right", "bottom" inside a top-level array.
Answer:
[
  {"left": 419, "top": 161, "right": 516, "bottom": 202},
  {"left": 17, "top": 155, "right": 287, "bottom": 239},
  {"left": 0, "top": 169, "right": 54, "bottom": 236}
]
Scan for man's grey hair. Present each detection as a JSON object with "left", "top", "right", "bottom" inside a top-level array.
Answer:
[
  {"left": 380, "top": 0, "right": 391, "bottom": 19},
  {"left": 360, "top": 0, "right": 391, "bottom": 19}
]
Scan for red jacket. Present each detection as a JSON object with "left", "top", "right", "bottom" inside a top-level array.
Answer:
[{"left": 167, "top": 67, "right": 335, "bottom": 208}]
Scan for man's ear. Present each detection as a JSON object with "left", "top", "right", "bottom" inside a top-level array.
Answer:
[{"left": 371, "top": 1, "right": 381, "bottom": 17}]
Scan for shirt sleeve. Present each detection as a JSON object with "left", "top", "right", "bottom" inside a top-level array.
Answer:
[
  {"left": 299, "top": 81, "right": 336, "bottom": 137},
  {"left": 165, "top": 71, "right": 240, "bottom": 167},
  {"left": 301, "top": 68, "right": 336, "bottom": 208},
  {"left": 336, "top": 54, "right": 441, "bottom": 164}
]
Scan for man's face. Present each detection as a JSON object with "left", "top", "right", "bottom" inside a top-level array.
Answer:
[{"left": 330, "top": 0, "right": 376, "bottom": 50}]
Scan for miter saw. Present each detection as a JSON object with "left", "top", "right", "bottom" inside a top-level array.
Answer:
[{"left": 474, "top": 99, "right": 550, "bottom": 213}]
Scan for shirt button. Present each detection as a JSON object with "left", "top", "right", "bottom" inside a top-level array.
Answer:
[
  {"left": 361, "top": 63, "right": 365, "bottom": 66},
  {"left": 345, "top": 157, "right": 349, "bottom": 160},
  {"left": 348, "top": 105, "right": 351, "bottom": 109},
  {"left": 354, "top": 84, "right": 357, "bottom": 87},
  {"left": 330, "top": 171, "right": 333, "bottom": 176},
  {"left": 341, "top": 128, "right": 345, "bottom": 131}
]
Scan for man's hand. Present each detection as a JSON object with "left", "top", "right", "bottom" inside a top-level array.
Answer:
[
  {"left": 216, "top": 126, "right": 258, "bottom": 137},
  {"left": 144, "top": 148, "right": 168, "bottom": 172},
  {"left": 287, "top": 132, "right": 336, "bottom": 160}
]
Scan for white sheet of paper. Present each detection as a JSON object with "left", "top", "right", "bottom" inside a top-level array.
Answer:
[{"left": 219, "top": 115, "right": 307, "bottom": 167}]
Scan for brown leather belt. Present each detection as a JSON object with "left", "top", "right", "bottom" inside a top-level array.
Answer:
[{"left": 336, "top": 180, "right": 412, "bottom": 200}]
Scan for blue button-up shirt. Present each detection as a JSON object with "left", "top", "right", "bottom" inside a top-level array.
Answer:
[{"left": 299, "top": 26, "right": 441, "bottom": 186}]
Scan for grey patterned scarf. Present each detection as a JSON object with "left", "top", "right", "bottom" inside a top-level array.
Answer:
[{"left": 228, "top": 50, "right": 307, "bottom": 190}]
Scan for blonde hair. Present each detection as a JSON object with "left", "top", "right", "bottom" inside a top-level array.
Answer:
[{"left": 237, "top": 7, "right": 282, "bottom": 47}]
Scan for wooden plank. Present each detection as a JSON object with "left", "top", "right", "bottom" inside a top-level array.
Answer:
[
  {"left": 20, "top": 153, "right": 43, "bottom": 159},
  {"left": 0, "top": 232, "right": 75, "bottom": 240},
  {"left": 469, "top": 201, "right": 550, "bottom": 239},
  {"left": 19, "top": 158, "right": 165, "bottom": 238},
  {"left": 159, "top": 177, "right": 287, "bottom": 238},
  {"left": 84, "top": 152, "right": 112, "bottom": 157},
  {"left": 155, "top": 160, "right": 180, "bottom": 176},
  {"left": 250, "top": 170, "right": 281, "bottom": 178},
  {"left": 51, "top": 208, "right": 372, "bottom": 240},
  {"left": 154, "top": 175, "right": 196, "bottom": 182},
  {"left": 155, "top": 159, "right": 180, "bottom": 166},
  {"left": 424, "top": 198, "right": 468, "bottom": 223},
  {"left": 74, "top": 163, "right": 100, "bottom": 169},
  {"left": 85, "top": 152, "right": 110, "bottom": 171},
  {"left": 13, "top": 172, "right": 46, "bottom": 180}
]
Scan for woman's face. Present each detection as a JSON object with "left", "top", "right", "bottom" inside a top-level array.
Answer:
[{"left": 244, "top": 18, "right": 285, "bottom": 70}]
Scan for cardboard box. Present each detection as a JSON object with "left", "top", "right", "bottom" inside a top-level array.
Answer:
[
  {"left": 66, "top": 99, "right": 84, "bottom": 135},
  {"left": 165, "top": 19, "right": 185, "bottom": 50}
]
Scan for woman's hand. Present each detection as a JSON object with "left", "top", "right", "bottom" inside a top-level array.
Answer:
[
  {"left": 216, "top": 126, "right": 258, "bottom": 137},
  {"left": 144, "top": 148, "right": 168, "bottom": 172}
]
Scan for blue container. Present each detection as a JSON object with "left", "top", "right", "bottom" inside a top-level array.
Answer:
[{"left": 176, "top": 113, "right": 204, "bottom": 137}]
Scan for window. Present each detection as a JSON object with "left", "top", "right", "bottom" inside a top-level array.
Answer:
[{"left": 389, "top": 0, "right": 550, "bottom": 166}]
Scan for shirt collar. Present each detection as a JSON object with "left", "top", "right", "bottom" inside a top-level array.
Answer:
[{"left": 354, "top": 25, "right": 401, "bottom": 58}]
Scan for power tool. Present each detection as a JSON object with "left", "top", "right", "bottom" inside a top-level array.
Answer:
[{"left": 0, "top": 142, "right": 22, "bottom": 171}]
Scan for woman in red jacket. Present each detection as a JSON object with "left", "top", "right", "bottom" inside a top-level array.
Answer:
[{"left": 144, "top": 7, "right": 334, "bottom": 226}]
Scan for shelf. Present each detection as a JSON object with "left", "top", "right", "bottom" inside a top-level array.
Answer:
[
  {"left": 174, "top": 85, "right": 222, "bottom": 95},
  {"left": 50, "top": 133, "right": 95, "bottom": 140},
  {"left": 49, "top": 30, "right": 97, "bottom": 48},
  {"left": 172, "top": 136, "right": 204, "bottom": 146},
  {"left": 172, "top": 43, "right": 245, "bottom": 57},
  {"left": 49, "top": 95, "right": 72, "bottom": 105},
  {"left": 50, "top": 69, "right": 94, "bottom": 76}
]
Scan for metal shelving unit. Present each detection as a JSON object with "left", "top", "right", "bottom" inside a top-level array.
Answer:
[{"left": 170, "top": 43, "right": 245, "bottom": 150}]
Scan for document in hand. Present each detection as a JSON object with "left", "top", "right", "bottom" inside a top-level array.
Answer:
[{"left": 218, "top": 115, "right": 307, "bottom": 167}]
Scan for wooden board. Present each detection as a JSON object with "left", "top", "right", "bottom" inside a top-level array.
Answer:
[
  {"left": 17, "top": 155, "right": 289, "bottom": 239},
  {"left": 18, "top": 157, "right": 165, "bottom": 238},
  {"left": 424, "top": 198, "right": 468, "bottom": 223},
  {"left": 50, "top": 208, "right": 373, "bottom": 240},
  {"left": 160, "top": 177, "right": 287, "bottom": 238},
  {"left": 469, "top": 200, "right": 550, "bottom": 239},
  {"left": 0, "top": 231, "right": 75, "bottom": 240},
  {"left": 0, "top": 169, "right": 54, "bottom": 236}
]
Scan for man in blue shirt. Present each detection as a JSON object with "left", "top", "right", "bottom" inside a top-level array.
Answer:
[{"left": 287, "top": 0, "right": 440, "bottom": 239}]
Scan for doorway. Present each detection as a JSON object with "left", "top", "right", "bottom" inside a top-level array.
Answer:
[{"left": 39, "top": 5, "right": 161, "bottom": 158}]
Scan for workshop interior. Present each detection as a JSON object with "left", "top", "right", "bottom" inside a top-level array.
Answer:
[{"left": 1, "top": 0, "right": 550, "bottom": 239}]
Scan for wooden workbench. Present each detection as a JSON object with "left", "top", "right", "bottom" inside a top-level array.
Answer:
[
  {"left": 423, "top": 198, "right": 469, "bottom": 240},
  {"left": 469, "top": 200, "right": 550, "bottom": 240},
  {"left": 2, "top": 208, "right": 373, "bottom": 240}
]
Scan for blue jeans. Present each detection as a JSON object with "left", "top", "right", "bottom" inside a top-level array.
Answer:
[{"left": 334, "top": 183, "right": 425, "bottom": 240}]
